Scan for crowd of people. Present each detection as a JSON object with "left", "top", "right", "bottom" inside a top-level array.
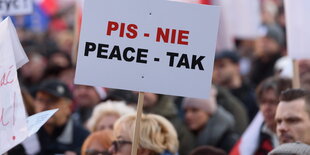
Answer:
[{"left": 3, "top": 0, "right": 310, "bottom": 154}]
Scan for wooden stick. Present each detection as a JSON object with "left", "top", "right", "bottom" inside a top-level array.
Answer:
[
  {"left": 292, "top": 59, "right": 301, "bottom": 89},
  {"left": 71, "top": 1, "right": 80, "bottom": 65},
  {"left": 131, "top": 92, "right": 144, "bottom": 155}
]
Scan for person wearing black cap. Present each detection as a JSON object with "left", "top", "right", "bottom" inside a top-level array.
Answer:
[
  {"left": 213, "top": 50, "right": 258, "bottom": 122},
  {"left": 34, "top": 79, "right": 89, "bottom": 155}
]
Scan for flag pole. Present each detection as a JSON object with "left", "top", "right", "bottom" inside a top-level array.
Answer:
[
  {"left": 292, "top": 59, "right": 300, "bottom": 88},
  {"left": 71, "top": 1, "right": 80, "bottom": 65},
  {"left": 131, "top": 92, "right": 144, "bottom": 155}
]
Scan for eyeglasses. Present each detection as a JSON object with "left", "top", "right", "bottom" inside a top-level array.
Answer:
[
  {"left": 111, "top": 140, "right": 132, "bottom": 152},
  {"left": 85, "top": 149, "right": 111, "bottom": 155}
]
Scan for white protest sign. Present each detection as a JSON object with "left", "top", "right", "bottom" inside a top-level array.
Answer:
[
  {"left": 0, "top": 17, "right": 29, "bottom": 154},
  {"left": 26, "top": 109, "right": 58, "bottom": 137},
  {"left": 0, "top": 17, "right": 59, "bottom": 154},
  {"left": 0, "top": 17, "right": 58, "bottom": 154},
  {"left": 216, "top": 0, "right": 261, "bottom": 39},
  {"left": 0, "top": 0, "right": 33, "bottom": 16},
  {"left": 285, "top": 0, "right": 310, "bottom": 59},
  {"left": 75, "top": 0, "right": 220, "bottom": 99}
]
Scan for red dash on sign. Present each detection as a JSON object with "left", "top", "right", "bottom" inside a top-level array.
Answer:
[{"left": 144, "top": 33, "right": 150, "bottom": 37}]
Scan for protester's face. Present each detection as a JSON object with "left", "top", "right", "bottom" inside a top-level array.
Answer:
[
  {"left": 49, "top": 53, "right": 70, "bottom": 68},
  {"left": 299, "top": 59, "right": 310, "bottom": 76},
  {"left": 73, "top": 85, "right": 100, "bottom": 107},
  {"left": 184, "top": 107, "right": 209, "bottom": 131},
  {"left": 34, "top": 92, "right": 71, "bottom": 126},
  {"left": 59, "top": 68, "right": 75, "bottom": 87},
  {"left": 96, "top": 114, "right": 120, "bottom": 131},
  {"left": 213, "top": 58, "right": 238, "bottom": 86},
  {"left": 255, "top": 36, "right": 280, "bottom": 57},
  {"left": 20, "top": 54, "right": 46, "bottom": 82},
  {"left": 110, "top": 126, "right": 132, "bottom": 155},
  {"left": 275, "top": 99, "right": 310, "bottom": 144},
  {"left": 259, "top": 89, "right": 278, "bottom": 130},
  {"left": 143, "top": 93, "right": 158, "bottom": 108}
]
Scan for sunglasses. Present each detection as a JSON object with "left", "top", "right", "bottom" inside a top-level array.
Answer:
[
  {"left": 111, "top": 140, "right": 132, "bottom": 152},
  {"left": 85, "top": 149, "right": 111, "bottom": 155}
]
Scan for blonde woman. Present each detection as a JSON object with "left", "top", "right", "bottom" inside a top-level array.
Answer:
[
  {"left": 110, "top": 114, "right": 179, "bottom": 155},
  {"left": 87, "top": 100, "right": 136, "bottom": 132}
]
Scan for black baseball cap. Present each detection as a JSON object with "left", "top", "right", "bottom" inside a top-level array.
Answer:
[{"left": 37, "top": 79, "right": 72, "bottom": 99}]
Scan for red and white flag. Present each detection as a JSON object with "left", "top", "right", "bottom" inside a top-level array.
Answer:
[{"left": 230, "top": 112, "right": 264, "bottom": 155}]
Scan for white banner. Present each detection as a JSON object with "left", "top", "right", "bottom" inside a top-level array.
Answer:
[
  {"left": 285, "top": 0, "right": 310, "bottom": 59},
  {"left": 0, "top": 17, "right": 59, "bottom": 154},
  {"left": 0, "top": 17, "right": 29, "bottom": 154},
  {"left": 0, "top": 0, "right": 33, "bottom": 16},
  {"left": 75, "top": 0, "right": 220, "bottom": 99}
]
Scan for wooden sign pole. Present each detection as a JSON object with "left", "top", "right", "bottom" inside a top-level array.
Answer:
[
  {"left": 131, "top": 92, "right": 144, "bottom": 155},
  {"left": 292, "top": 59, "right": 301, "bottom": 89},
  {"left": 71, "top": 1, "right": 80, "bottom": 65}
]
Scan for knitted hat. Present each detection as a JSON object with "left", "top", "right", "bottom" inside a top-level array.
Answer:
[
  {"left": 182, "top": 87, "right": 218, "bottom": 115},
  {"left": 268, "top": 142, "right": 310, "bottom": 155},
  {"left": 182, "top": 98, "right": 216, "bottom": 115}
]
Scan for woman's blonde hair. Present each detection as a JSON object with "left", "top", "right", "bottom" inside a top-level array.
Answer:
[
  {"left": 114, "top": 114, "right": 179, "bottom": 154},
  {"left": 87, "top": 100, "right": 136, "bottom": 132}
]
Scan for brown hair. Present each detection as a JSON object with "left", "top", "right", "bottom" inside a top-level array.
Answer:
[
  {"left": 81, "top": 130, "right": 113, "bottom": 155},
  {"left": 280, "top": 89, "right": 310, "bottom": 117},
  {"left": 256, "top": 77, "right": 292, "bottom": 104}
]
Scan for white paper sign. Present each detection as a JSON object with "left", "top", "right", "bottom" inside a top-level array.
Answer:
[
  {"left": 285, "top": 0, "right": 310, "bottom": 59},
  {"left": 215, "top": 0, "right": 261, "bottom": 40},
  {"left": 26, "top": 109, "right": 58, "bottom": 137},
  {"left": 0, "top": 0, "right": 33, "bottom": 16},
  {"left": 75, "top": 0, "right": 220, "bottom": 99},
  {"left": 0, "top": 17, "right": 58, "bottom": 154},
  {"left": 0, "top": 17, "right": 29, "bottom": 154}
]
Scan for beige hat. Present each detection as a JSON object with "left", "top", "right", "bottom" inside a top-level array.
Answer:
[
  {"left": 182, "top": 86, "right": 218, "bottom": 115},
  {"left": 268, "top": 142, "right": 310, "bottom": 155}
]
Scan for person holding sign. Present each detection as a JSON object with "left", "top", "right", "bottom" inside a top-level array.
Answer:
[
  {"left": 110, "top": 114, "right": 179, "bottom": 155},
  {"left": 33, "top": 79, "right": 89, "bottom": 154}
]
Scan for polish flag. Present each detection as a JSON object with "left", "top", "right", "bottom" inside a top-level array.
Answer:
[{"left": 229, "top": 112, "right": 264, "bottom": 155}]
